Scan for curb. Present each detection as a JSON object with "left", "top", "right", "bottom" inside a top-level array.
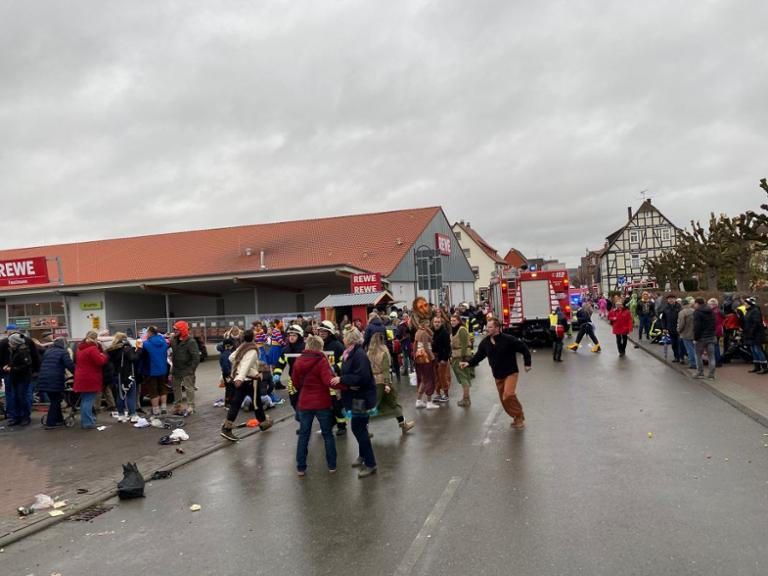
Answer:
[
  {"left": 0, "top": 411, "right": 296, "bottom": 549},
  {"left": 626, "top": 332, "right": 768, "bottom": 429}
]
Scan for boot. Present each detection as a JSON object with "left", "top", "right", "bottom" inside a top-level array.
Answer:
[
  {"left": 591, "top": 344, "right": 601, "bottom": 353},
  {"left": 567, "top": 343, "right": 579, "bottom": 351},
  {"left": 748, "top": 363, "right": 761, "bottom": 373},
  {"left": 760, "top": 363, "right": 768, "bottom": 375},
  {"left": 399, "top": 420, "right": 415, "bottom": 435},
  {"left": 220, "top": 420, "right": 238, "bottom": 442}
]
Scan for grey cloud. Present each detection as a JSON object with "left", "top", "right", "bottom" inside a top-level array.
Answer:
[{"left": 2, "top": 0, "right": 767, "bottom": 265}]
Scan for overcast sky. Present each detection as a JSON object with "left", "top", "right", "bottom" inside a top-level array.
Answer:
[{"left": 2, "top": 0, "right": 767, "bottom": 267}]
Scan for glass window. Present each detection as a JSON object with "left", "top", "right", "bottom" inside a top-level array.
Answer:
[
  {"left": 50, "top": 301, "right": 65, "bottom": 314},
  {"left": 629, "top": 231, "right": 639, "bottom": 243},
  {"left": 454, "top": 231, "right": 462, "bottom": 240},
  {"left": 31, "top": 302, "right": 51, "bottom": 316},
  {"left": 631, "top": 254, "right": 641, "bottom": 270},
  {"left": 463, "top": 248, "right": 471, "bottom": 258},
  {"left": 661, "top": 228, "right": 671, "bottom": 241},
  {"left": 8, "top": 303, "right": 25, "bottom": 317}
]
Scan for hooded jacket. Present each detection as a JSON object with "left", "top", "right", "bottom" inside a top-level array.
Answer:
[
  {"left": 37, "top": 339, "right": 75, "bottom": 393},
  {"left": 74, "top": 341, "right": 108, "bottom": 394},
  {"left": 611, "top": 308, "right": 634, "bottom": 336},
  {"left": 142, "top": 333, "right": 169, "bottom": 377},
  {"left": 107, "top": 341, "right": 137, "bottom": 388},
  {"left": 363, "top": 316, "right": 386, "bottom": 349},
  {"left": 693, "top": 304, "right": 716, "bottom": 341},
  {"left": 171, "top": 322, "right": 200, "bottom": 376}
]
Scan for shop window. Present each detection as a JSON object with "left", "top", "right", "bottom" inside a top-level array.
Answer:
[
  {"left": 8, "top": 303, "right": 25, "bottom": 317},
  {"left": 51, "top": 301, "right": 65, "bottom": 314},
  {"left": 31, "top": 302, "right": 51, "bottom": 315}
]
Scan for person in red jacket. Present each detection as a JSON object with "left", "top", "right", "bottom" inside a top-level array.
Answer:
[
  {"left": 611, "top": 298, "right": 634, "bottom": 357},
  {"left": 291, "top": 335, "right": 342, "bottom": 476},
  {"left": 74, "top": 330, "right": 109, "bottom": 429}
]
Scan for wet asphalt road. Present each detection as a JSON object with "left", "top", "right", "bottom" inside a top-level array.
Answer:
[{"left": 4, "top": 339, "right": 768, "bottom": 576}]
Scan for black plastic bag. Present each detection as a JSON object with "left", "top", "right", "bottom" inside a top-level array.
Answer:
[{"left": 117, "top": 462, "right": 145, "bottom": 499}]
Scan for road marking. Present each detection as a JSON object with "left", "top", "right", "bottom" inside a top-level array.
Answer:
[
  {"left": 473, "top": 404, "right": 501, "bottom": 446},
  {"left": 393, "top": 476, "right": 462, "bottom": 576}
]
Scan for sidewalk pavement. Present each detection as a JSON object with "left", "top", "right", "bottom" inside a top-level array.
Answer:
[
  {"left": 625, "top": 326, "right": 768, "bottom": 428},
  {"left": 0, "top": 359, "right": 293, "bottom": 545}
]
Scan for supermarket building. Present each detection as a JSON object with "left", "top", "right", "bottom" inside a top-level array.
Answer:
[{"left": 0, "top": 207, "right": 475, "bottom": 344}]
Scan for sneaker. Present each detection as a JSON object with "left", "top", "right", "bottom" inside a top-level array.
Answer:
[
  {"left": 434, "top": 394, "right": 449, "bottom": 403},
  {"left": 220, "top": 427, "right": 239, "bottom": 442},
  {"left": 130, "top": 415, "right": 140, "bottom": 423},
  {"left": 399, "top": 420, "right": 415, "bottom": 435},
  {"left": 213, "top": 399, "right": 225, "bottom": 407},
  {"left": 117, "top": 414, "right": 128, "bottom": 423},
  {"left": 511, "top": 418, "right": 526, "bottom": 429},
  {"left": 110, "top": 411, "right": 120, "bottom": 419},
  {"left": 259, "top": 418, "right": 273, "bottom": 432},
  {"left": 634, "top": 343, "right": 640, "bottom": 349},
  {"left": 693, "top": 373, "right": 705, "bottom": 379},
  {"left": 591, "top": 345, "right": 601, "bottom": 353},
  {"left": 457, "top": 398, "right": 471, "bottom": 407},
  {"left": 567, "top": 343, "right": 579, "bottom": 351},
  {"left": 415, "top": 399, "right": 427, "bottom": 409},
  {"left": 273, "top": 398, "right": 286, "bottom": 406},
  {"left": 328, "top": 468, "right": 337, "bottom": 474},
  {"left": 707, "top": 374, "right": 716, "bottom": 380},
  {"left": 358, "top": 466, "right": 377, "bottom": 478},
  {"left": 425, "top": 401, "right": 440, "bottom": 409},
  {"left": 335, "top": 427, "right": 347, "bottom": 437},
  {"left": 297, "top": 470, "right": 306, "bottom": 477},
  {"left": 351, "top": 457, "right": 364, "bottom": 468},
  {"left": 44, "top": 422, "right": 66, "bottom": 430}
]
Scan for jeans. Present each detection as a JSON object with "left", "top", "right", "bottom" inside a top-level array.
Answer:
[
  {"left": 751, "top": 344, "right": 768, "bottom": 364},
  {"left": 669, "top": 333, "right": 681, "bottom": 361},
  {"left": 351, "top": 415, "right": 376, "bottom": 468},
  {"left": 695, "top": 340, "right": 716, "bottom": 377},
  {"left": 79, "top": 392, "right": 98, "bottom": 428},
  {"left": 116, "top": 379, "right": 138, "bottom": 416},
  {"left": 682, "top": 339, "right": 696, "bottom": 368},
  {"left": 615, "top": 334, "right": 628, "bottom": 355},
  {"left": 10, "top": 376, "right": 32, "bottom": 422},
  {"left": 46, "top": 391, "right": 65, "bottom": 426},
  {"left": 296, "top": 409, "right": 337, "bottom": 472},
  {"left": 4, "top": 375, "right": 16, "bottom": 420},
  {"left": 638, "top": 316, "right": 652, "bottom": 340},
  {"left": 552, "top": 338, "right": 563, "bottom": 361}
]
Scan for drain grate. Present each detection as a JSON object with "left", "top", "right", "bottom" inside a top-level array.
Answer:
[{"left": 68, "top": 504, "right": 114, "bottom": 522}]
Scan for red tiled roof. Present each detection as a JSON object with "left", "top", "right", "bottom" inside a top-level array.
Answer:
[
  {"left": 0, "top": 207, "right": 442, "bottom": 292},
  {"left": 503, "top": 248, "right": 527, "bottom": 268},
  {"left": 453, "top": 222, "right": 506, "bottom": 264}
]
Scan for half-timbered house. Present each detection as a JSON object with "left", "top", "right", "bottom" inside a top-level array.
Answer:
[{"left": 598, "top": 200, "right": 680, "bottom": 294}]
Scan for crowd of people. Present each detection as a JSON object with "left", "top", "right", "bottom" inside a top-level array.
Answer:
[
  {"left": 571, "top": 290, "right": 767, "bottom": 378},
  {"left": 0, "top": 300, "right": 534, "bottom": 479}
]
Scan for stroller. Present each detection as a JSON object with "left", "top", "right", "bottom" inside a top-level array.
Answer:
[{"left": 722, "top": 331, "right": 753, "bottom": 364}]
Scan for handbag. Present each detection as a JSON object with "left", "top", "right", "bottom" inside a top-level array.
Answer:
[{"left": 117, "top": 462, "right": 145, "bottom": 499}]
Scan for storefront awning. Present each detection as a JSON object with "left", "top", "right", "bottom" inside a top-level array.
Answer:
[{"left": 315, "top": 291, "right": 394, "bottom": 309}]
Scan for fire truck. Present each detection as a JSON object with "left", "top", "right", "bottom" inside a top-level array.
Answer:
[{"left": 489, "top": 267, "right": 572, "bottom": 344}]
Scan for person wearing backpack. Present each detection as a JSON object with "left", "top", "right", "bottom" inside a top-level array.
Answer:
[
  {"left": 2, "top": 332, "right": 41, "bottom": 426},
  {"left": 74, "top": 330, "right": 109, "bottom": 429}
]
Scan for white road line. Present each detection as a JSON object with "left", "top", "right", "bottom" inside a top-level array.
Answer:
[
  {"left": 472, "top": 404, "right": 501, "bottom": 446},
  {"left": 393, "top": 476, "right": 463, "bottom": 576}
]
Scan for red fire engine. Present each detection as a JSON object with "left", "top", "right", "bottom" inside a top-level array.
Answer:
[{"left": 489, "top": 267, "right": 572, "bottom": 344}]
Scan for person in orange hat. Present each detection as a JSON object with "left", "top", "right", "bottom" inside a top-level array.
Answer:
[{"left": 170, "top": 320, "right": 200, "bottom": 415}]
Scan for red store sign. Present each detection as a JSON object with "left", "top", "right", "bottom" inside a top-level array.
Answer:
[
  {"left": 351, "top": 273, "right": 382, "bottom": 294},
  {"left": 0, "top": 257, "right": 50, "bottom": 287},
  {"left": 436, "top": 233, "right": 452, "bottom": 256}
]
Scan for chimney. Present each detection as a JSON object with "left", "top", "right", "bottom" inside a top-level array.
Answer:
[
  {"left": 467, "top": 222, "right": 471, "bottom": 228},
  {"left": 627, "top": 207, "right": 632, "bottom": 221}
]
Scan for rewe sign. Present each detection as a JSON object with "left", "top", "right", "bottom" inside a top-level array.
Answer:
[
  {"left": 435, "top": 233, "right": 452, "bottom": 256},
  {"left": 0, "top": 257, "right": 50, "bottom": 287},
  {"left": 351, "top": 273, "right": 382, "bottom": 294}
]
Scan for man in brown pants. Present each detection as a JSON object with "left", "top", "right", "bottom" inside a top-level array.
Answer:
[{"left": 461, "top": 318, "right": 532, "bottom": 429}]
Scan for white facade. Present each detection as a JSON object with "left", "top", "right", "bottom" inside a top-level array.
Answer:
[
  {"left": 599, "top": 201, "right": 679, "bottom": 294},
  {"left": 451, "top": 223, "right": 505, "bottom": 304}
]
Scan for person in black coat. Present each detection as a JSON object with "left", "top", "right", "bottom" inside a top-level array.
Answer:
[
  {"left": 1, "top": 331, "right": 42, "bottom": 426},
  {"left": 36, "top": 338, "right": 75, "bottom": 429},
  {"left": 743, "top": 297, "right": 768, "bottom": 374},
  {"left": 107, "top": 333, "right": 139, "bottom": 422},
  {"left": 331, "top": 327, "right": 378, "bottom": 478},
  {"left": 660, "top": 295, "right": 682, "bottom": 362}
]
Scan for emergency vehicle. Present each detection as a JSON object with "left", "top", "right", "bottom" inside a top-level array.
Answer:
[{"left": 489, "top": 267, "right": 572, "bottom": 344}]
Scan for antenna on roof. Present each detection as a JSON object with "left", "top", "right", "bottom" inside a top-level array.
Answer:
[{"left": 639, "top": 189, "right": 652, "bottom": 202}]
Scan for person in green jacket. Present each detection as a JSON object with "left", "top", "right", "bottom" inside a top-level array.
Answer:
[
  {"left": 450, "top": 314, "right": 474, "bottom": 407},
  {"left": 367, "top": 333, "right": 415, "bottom": 435}
]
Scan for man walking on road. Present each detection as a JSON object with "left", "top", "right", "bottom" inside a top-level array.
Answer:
[
  {"left": 461, "top": 318, "right": 531, "bottom": 429},
  {"left": 693, "top": 298, "right": 717, "bottom": 379}
]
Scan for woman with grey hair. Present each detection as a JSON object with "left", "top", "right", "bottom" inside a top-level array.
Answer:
[{"left": 331, "top": 327, "right": 378, "bottom": 478}]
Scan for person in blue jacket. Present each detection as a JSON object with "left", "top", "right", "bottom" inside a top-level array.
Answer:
[
  {"left": 36, "top": 337, "right": 75, "bottom": 429},
  {"left": 139, "top": 326, "right": 170, "bottom": 416},
  {"left": 331, "top": 327, "right": 378, "bottom": 478}
]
